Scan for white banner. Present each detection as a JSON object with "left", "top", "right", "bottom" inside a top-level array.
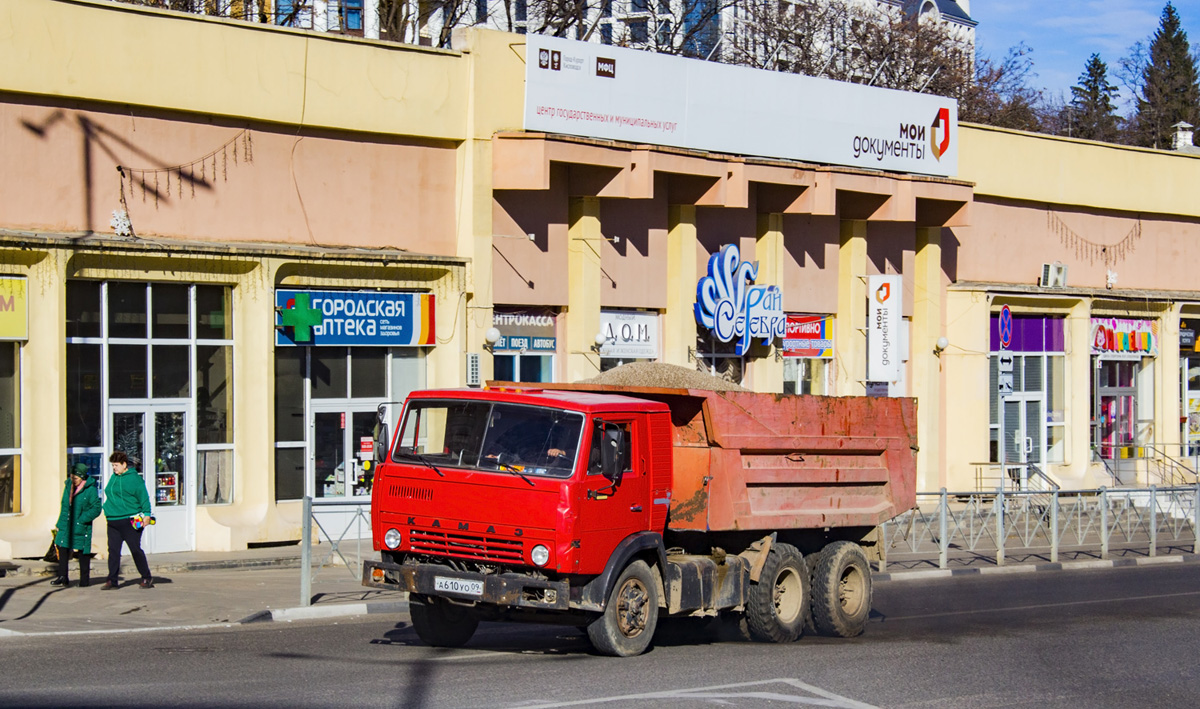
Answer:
[
  {"left": 524, "top": 35, "right": 957, "bottom": 177},
  {"left": 868, "top": 275, "right": 901, "bottom": 382},
  {"left": 598, "top": 310, "right": 659, "bottom": 359}
]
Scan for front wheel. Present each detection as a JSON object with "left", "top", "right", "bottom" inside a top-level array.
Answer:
[
  {"left": 587, "top": 560, "right": 659, "bottom": 657},
  {"left": 746, "top": 543, "right": 809, "bottom": 643},
  {"left": 810, "top": 541, "right": 872, "bottom": 638},
  {"left": 409, "top": 594, "right": 480, "bottom": 648}
]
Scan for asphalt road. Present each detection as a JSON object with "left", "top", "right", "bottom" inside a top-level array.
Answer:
[{"left": 4, "top": 563, "right": 1200, "bottom": 708}]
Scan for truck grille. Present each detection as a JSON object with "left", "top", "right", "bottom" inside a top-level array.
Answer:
[
  {"left": 389, "top": 483, "right": 433, "bottom": 502},
  {"left": 409, "top": 529, "right": 524, "bottom": 563}
]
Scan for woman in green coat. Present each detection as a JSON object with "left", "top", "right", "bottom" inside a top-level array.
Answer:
[{"left": 51, "top": 462, "right": 102, "bottom": 587}]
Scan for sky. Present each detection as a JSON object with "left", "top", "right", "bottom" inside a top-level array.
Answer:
[{"left": 969, "top": 0, "right": 1200, "bottom": 109}]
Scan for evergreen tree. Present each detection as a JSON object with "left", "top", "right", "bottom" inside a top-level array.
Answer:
[
  {"left": 1135, "top": 3, "right": 1200, "bottom": 148},
  {"left": 1068, "top": 54, "right": 1121, "bottom": 142}
]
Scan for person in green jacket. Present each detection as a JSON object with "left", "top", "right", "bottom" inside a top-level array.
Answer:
[
  {"left": 50, "top": 462, "right": 102, "bottom": 587},
  {"left": 101, "top": 450, "right": 154, "bottom": 590}
]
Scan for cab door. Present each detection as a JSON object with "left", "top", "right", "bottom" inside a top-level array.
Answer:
[{"left": 572, "top": 416, "right": 649, "bottom": 575}]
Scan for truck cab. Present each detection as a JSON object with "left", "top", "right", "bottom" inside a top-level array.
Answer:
[{"left": 366, "top": 387, "right": 674, "bottom": 652}]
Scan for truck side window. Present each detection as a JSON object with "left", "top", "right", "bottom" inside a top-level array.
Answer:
[{"left": 587, "top": 421, "right": 631, "bottom": 476}]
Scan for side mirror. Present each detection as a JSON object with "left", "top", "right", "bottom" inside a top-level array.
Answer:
[
  {"left": 600, "top": 427, "right": 626, "bottom": 485},
  {"left": 374, "top": 404, "right": 389, "bottom": 465}
]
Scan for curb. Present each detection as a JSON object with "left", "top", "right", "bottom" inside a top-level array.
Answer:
[
  {"left": 874, "top": 552, "right": 1200, "bottom": 582},
  {"left": 238, "top": 600, "right": 409, "bottom": 624},
  {"left": 4, "top": 556, "right": 332, "bottom": 578}
]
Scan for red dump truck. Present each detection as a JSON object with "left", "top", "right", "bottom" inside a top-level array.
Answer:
[{"left": 362, "top": 379, "right": 916, "bottom": 656}]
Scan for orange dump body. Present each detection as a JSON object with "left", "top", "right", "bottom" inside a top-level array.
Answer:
[{"left": 533, "top": 383, "right": 917, "bottom": 533}]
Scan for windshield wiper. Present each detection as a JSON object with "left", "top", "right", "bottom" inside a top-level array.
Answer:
[
  {"left": 400, "top": 451, "right": 444, "bottom": 477},
  {"left": 495, "top": 461, "right": 534, "bottom": 487}
]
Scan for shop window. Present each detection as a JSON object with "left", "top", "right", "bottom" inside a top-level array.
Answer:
[
  {"left": 197, "top": 345, "right": 233, "bottom": 445},
  {"left": 151, "top": 283, "right": 190, "bottom": 339},
  {"left": 1184, "top": 355, "right": 1200, "bottom": 455},
  {"left": 783, "top": 357, "right": 829, "bottom": 396},
  {"left": 350, "top": 347, "right": 386, "bottom": 399},
  {"left": 109, "top": 344, "right": 148, "bottom": 398},
  {"left": 152, "top": 345, "right": 190, "bottom": 398},
  {"left": 274, "top": 348, "right": 306, "bottom": 443},
  {"left": 108, "top": 282, "right": 147, "bottom": 338},
  {"left": 494, "top": 354, "right": 553, "bottom": 382},
  {"left": 311, "top": 348, "right": 348, "bottom": 399},
  {"left": 67, "top": 344, "right": 102, "bottom": 448},
  {"left": 0, "top": 343, "right": 19, "bottom": 514},
  {"left": 601, "top": 357, "right": 651, "bottom": 372},
  {"left": 66, "top": 281, "right": 101, "bottom": 338},
  {"left": 66, "top": 282, "right": 236, "bottom": 506},
  {"left": 272, "top": 345, "right": 427, "bottom": 501},
  {"left": 198, "top": 449, "right": 232, "bottom": 505},
  {"left": 694, "top": 330, "right": 743, "bottom": 385},
  {"left": 196, "top": 285, "right": 233, "bottom": 340},
  {"left": 274, "top": 447, "right": 305, "bottom": 501}
]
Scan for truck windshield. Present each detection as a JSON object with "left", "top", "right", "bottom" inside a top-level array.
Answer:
[{"left": 393, "top": 401, "right": 584, "bottom": 478}]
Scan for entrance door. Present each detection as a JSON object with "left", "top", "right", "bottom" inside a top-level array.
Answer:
[
  {"left": 310, "top": 403, "right": 379, "bottom": 501},
  {"left": 108, "top": 405, "right": 193, "bottom": 554},
  {"left": 1000, "top": 395, "right": 1044, "bottom": 488}
]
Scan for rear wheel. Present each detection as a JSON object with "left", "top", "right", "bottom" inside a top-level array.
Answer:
[
  {"left": 810, "top": 541, "right": 872, "bottom": 638},
  {"left": 746, "top": 543, "right": 809, "bottom": 643},
  {"left": 409, "top": 594, "right": 480, "bottom": 648},
  {"left": 587, "top": 560, "right": 659, "bottom": 657}
]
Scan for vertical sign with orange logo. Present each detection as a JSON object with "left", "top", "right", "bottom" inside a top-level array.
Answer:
[
  {"left": 0, "top": 276, "right": 28, "bottom": 341},
  {"left": 868, "top": 275, "right": 900, "bottom": 382}
]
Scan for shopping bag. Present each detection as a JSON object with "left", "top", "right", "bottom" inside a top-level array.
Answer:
[{"left": 42, "top": 541, "right": 58, "bottom": 562}]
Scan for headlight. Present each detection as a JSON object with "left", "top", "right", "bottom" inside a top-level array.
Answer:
[
  {"left": 530, "top": 544, "right": 550, "bottom": 567},
  {"left": 383, "top": 528, "right": 402, "bottom": 550}
]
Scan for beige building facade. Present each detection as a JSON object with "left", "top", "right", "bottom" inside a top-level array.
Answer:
[{"left": 2, "top": 0, "right": 1200, "bottom": 560}]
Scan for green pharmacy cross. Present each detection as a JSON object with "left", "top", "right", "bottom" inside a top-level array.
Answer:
[{"left": 276, "top": 293, "right": 323, "bottom": 343}]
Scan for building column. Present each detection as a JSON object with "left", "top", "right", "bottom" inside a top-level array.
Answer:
[
  {"left": 836, "top": 219, "right": 868, "bottom": 396},
  {"left": 1068, "top": 299, "right": 1094, "bottom": 484},
  {"left": 664, "top": 205, "right": 698, "bottom": 368},
  {"left": 755, "top": 213, "right": 785, "bottom": 393},
  {"left": 1161, "top": 304, "right": 1184, "bottom": 454},
  {"left": 566, "top": 196, "right": 602, "bottom": 382},
  {"left": 912, "top": 227, "right": 943, "bottom": 491}
]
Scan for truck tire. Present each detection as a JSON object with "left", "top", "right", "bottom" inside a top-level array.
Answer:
[
  {"left": 409, "top": 594, "right": 479, "bottom": 648},
  {"left": 810, "top": 541, "right": 872, "bottom": 638},
  {"left": 746, "top": 543, "right": 809, "bottom": 643},
  {"left": 587, "top": 560, "right": 659, "bottom": 657}
]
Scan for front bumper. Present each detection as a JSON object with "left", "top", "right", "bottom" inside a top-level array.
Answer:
[{"left": 363, "top": 559, "right": 570, "bottom": 611}]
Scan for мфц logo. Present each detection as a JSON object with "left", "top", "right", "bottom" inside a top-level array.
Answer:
[
  {"left": 875, "top": 281, "right": 891, "bottom": 304},
  {"left": 930, "top": 107, "right": 951, "bottom": 161}
]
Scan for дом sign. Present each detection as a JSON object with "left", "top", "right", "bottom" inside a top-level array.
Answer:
[
  {"left": 524, "top": 34, "right": 957, "bottom": 177},
  {"left": 694, "top": 244, "right": 785, "bottom": 356}
]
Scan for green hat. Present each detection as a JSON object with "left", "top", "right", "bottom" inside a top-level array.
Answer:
[{"left": 70, "top": 462, "right": 89, "bottom": 478}]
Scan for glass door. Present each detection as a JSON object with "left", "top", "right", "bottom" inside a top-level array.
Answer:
[
  {"left": 1000, "top": 394, "right": 1044, "bottom": 489},
  {"left": 310, "top": 403, "right": 379, "bottom": 500},
  {"left": 108, "top": 404, "right": 193, "bottom": 554}
]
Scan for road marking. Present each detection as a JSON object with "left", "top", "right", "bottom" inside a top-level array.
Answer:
[
  {"left": 509, "top": 678, "right": 877, "bottom": 708},
  {"left": 881, "top": 589, "right": 1200, "bottom": 622},
  {"left": 0, "top": 623, "right": 236, "bottom": 638}
]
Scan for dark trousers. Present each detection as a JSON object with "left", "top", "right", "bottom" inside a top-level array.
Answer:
[
  {"left": 55, "top": 546, "right": 90, "bottom": 585},
  {"left": 106, "top": 519, "right": 152, "bottom": 583}
]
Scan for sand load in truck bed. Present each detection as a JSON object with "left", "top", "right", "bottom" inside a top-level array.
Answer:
[{"left": 502, "top": 363, "right": 917, "bottom": 533}]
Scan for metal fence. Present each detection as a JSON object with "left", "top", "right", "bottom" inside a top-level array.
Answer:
[
  {"left": 880, "top": 485, "right": 1200, "bottom": 571},
  {"left": 299, "top": 496, "right": 372, "bottom": 607}
]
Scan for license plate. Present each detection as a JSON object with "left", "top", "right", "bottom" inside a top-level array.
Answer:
[{"left": 434, "top": 576, "right": 484, "bottom": 596}]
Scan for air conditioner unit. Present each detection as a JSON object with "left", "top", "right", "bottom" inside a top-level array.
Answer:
[
  {"left": 1039, "top": 262, "right": 1068, "bottom": 288},
  {"left": 465, "top": 352, "right": 481, "bottom": 387}
]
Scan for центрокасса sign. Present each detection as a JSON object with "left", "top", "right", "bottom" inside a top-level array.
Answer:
[{"left": 524, "top": 34, "right": 957, "bottom": 177}]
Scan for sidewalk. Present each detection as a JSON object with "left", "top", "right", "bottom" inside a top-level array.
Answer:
[
  {"left": 0, "top": 543, "right": 405, "bottom": 636},
  {"left": 2, "top": 539, "right": 1198, "bottom": 637}
]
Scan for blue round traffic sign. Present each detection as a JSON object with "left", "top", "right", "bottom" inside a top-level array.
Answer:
[{"left": 999, "top": 305, "right": 1013, "bottom": 349}]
